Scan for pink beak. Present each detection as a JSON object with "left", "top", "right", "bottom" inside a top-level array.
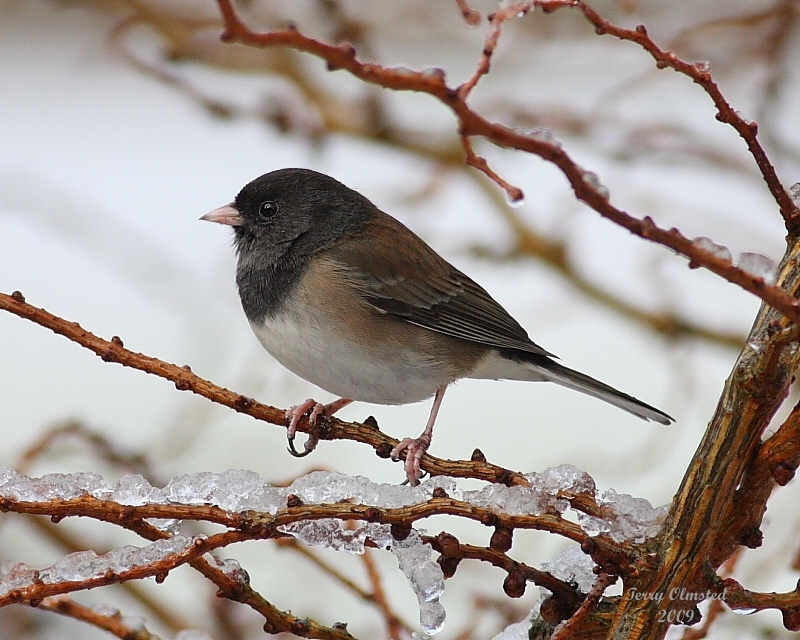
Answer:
[{"left": 200, "top": 204, "right": 243, "bottom": 226}]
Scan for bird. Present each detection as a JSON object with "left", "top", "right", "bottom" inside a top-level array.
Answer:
[{"left": 201, "top": 168, "right": 673, "bottom": 484}]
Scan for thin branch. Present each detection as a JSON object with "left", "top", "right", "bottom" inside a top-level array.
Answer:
[
  {"left": 721, "top": 578, "right": 800, "bottom": 630},
  {"left": 546, "top": 0, "right": 799, "bottom": 233},
  {"left": 214, "top": 0, "right": 800, "bottom": 323},
  {"left": 550, "top": 573, "right": 617, "bottom": 640},
  {"left": 0, "top": 290, "right": 531, "bottom": 486},
  {"left": 360, "top": 548, "right": 406, "bottom": 640},
  {"left": 276, "top": 537, "right": 413, "bottom": 637},
  {"left": 39, "top": 596, "right": 161, "bottom": 640}
]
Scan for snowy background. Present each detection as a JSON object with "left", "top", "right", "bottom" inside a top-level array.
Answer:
[{"left": 1, "top": 0, "right": 798, "bottom": 639}]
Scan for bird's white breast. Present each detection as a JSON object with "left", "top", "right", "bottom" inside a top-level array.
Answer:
[{"left": 249, "top": 271, "right": 457, "bottom": 405}]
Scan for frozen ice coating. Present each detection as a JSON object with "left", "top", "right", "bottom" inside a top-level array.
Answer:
[
  {"left": 692, "top": 236, "right": 732, "bottom": 263},
  {"left": 529, "top": 127, "right": 562, "bottom": 148},
  {"left": 737, "top": 252, "right": 777, "bottom": 285},
  {"left": 392, "top": 530, "right": 446, "bottom": 633},
  {"left": 0, "top": 536, "right": 198, "bottom": 597},
  {"left": 286, "top": 471, "right": 458, "bottom": 508},
  {"left": 278, "top": 519, "right": 384, "bottom": 555},
  {"left": 582, "top": 170, "right": 610, "bottom": 198},
  {"left": 463, "top": 464, "right": 595, "bottom": 516},
  {"left": 112, "top": 474, "right": 157, "bottom": 506},
  {"left": 278, "top": 520, "right": 447, "bottom": 632},
  {"left": 0, "top": 466, "right": 667, "bottom": 634},
  {"left": 541, "top": 545, "right": 596, "bottom": 593},
  {"left": 419, "top": 601, "right": 447, "bottom": 635},
  {"left": 587, "top": 489, "right": 669, "bottom": 543},
  {"left": 0, "top": 467, "right": 111, "bottom": 502}
]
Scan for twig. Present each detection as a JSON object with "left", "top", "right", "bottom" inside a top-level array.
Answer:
[
  {"left": 360, "top": 548, "right": 406, "bottom": 640},
  {"left": 213, "top": 0, "right": 800, "bottom": 323},
  {"left": 276, "top": 537, "right": 413, "bottom": 636},
  {"left": 550, "top": 573, "right": 616, "bottom": 640},
  {"left": 0, "top": 290, "right": 532, "bottom": 486},
  {"left": 39, "top": 596, "right": 161, "bottom": 640}
]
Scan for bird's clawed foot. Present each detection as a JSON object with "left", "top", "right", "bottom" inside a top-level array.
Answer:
[
  {"left": 390, "top": 434, "right": 431, "bottom": 485},
  {"left": 285, "top": 397, "right": 352, "bottom": 457}
]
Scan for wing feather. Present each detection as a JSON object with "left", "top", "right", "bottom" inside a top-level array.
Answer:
[{"left": 325, "top": 214, "right": 555, "bottom": 358}]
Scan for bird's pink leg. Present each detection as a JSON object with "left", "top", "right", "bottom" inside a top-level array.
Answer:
[
  {"left": 390, "top": 386, "right": 447, "bottom": 485},
  {"left": 286, "top": 397, "right": 353, "bottom": 457}
]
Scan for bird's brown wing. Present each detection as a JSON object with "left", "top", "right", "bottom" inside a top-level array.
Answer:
[{"left": 324, "top": 212, "right": 555, "bottom": 358}]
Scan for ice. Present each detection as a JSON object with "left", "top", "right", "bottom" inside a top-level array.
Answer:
[
  {"left": 202, "top": 552, "right": 248, "bottom": 585},
  {"left": 0, "top": 563, "right": 40, "bottom": 596},
  {"left": 0, "top": 536, "right": 200, "bottom": 593},
  {"left": 529, "top": 127, "right": 561, "bottom": 147},
  {"left": 112, "top": 474, "right": 157, "bottom": 506},
  {"left": 147, "top": 518, "right": 183, "bottom": 535},
  {"left": 279, "top": 518, "right": 446, "bottom": 632},
  {"left": 737, "top": 252, "right": 777, "bottom": 284},
  {"left": 790, "top": 182, "right": 800, "bottom": 206},
  {"left": 422, "top": 67, "right": 446, "bottom": 80},
  {"left": 693, "top": 60, "right": 710, "bottom": 73},
  {"left": 541, "top": 545, "right": 596, "bottom": 593},
  {"left": 279, "top": 519, "right": 379, "bottom": 555},
  {"left": 0, "top": 467, "right": 111, "bottom": 502},
  {"left": 505, "top": 189, "right": 525, "bottom": 206},
  {"left": 392, "top": 530, "right": 445, "bottom": 603},
  {"left": 582, "top": 171, "right": 610, "bottom": 198},
  {"left": 419, "top": 600, "right": 446, "bottom": 635},
  {"left": 593, "top": 489, "right": 668, "bottom": 543},
  {"left": 734, "top": 110, "right": 754, "bottom": 127},
  {"left": 392, "top": 529, "right": 446, "bottom": 633},
  {"left": 90, "top": 602, "right": 120, "bottom": 617},
  {"left": 286, "top": 471, "right": 458, "bottom": 509},
  {"left": 0, "top": 467, "right": 464, "bottom": 516},
  {"left": 464, "top": 465, "right": 594, "bottom": 516},
  {"left": 530, "top": 464, "right": 596, "bottom": 498},
  {"left": 692, "top": 236, "right": 732, "bottom": 263}
]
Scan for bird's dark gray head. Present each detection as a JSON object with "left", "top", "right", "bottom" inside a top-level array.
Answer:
[
  {"left": 231, "top": 168, "right": 374, "bottom": 267},
  {"left": 202, "top": 168, "right": 375, "bottom": 320}
]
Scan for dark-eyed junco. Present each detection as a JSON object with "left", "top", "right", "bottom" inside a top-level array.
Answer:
[{"left": 202, "top": 168, "right": 673, "bottom": 483}]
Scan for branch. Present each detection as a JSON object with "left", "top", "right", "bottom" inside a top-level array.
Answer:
[
  {"left": 0, "top": 290, "right": 529, "bottom": 486},
  {"left": 722, "top": 579, "right": 800, "bottom": 631},
  {"left": 39, "top": 596, "right": 161, "bottom": 640},
  {"left": 608, "top": 236, "right": 800, "bottom": 637},
  {"left": 105, "top": 0, "right": 750, "bottom": 349},
  {"left": 558, "top": 0, "right": 800, "bottom": 233},
  {"left": 214, "top": 0, "right": 800, "bottom": 324}
]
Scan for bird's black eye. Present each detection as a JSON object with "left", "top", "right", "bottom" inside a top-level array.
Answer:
[{"left": 258, "top": 200, "right": 278, "bottom": 220}]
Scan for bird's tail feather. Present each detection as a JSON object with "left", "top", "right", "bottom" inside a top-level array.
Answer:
[{"left": 535, "top": 360, "right": 673, "bottom": 425}]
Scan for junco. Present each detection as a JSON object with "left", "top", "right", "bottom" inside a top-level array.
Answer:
[{"left": 202, "top": 168, "right": 673, "bottom": 483}]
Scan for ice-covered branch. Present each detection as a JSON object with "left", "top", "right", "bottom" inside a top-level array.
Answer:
[
  {"left": 0, "top": 465, "right": 669, "bottom": 636},
  {"left": 0, "top": 535, "right": 216, "bottom": 606}
]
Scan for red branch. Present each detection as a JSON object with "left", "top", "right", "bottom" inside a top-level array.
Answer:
[
  {"left": 557, "top": 0, "right": 799, "bottom": 234},
  {"left": 0, "top": 290, "right": 535, "bottom": 487},
  {"left": 214, "top": 0, "right": 800, "bottom": 323}
]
